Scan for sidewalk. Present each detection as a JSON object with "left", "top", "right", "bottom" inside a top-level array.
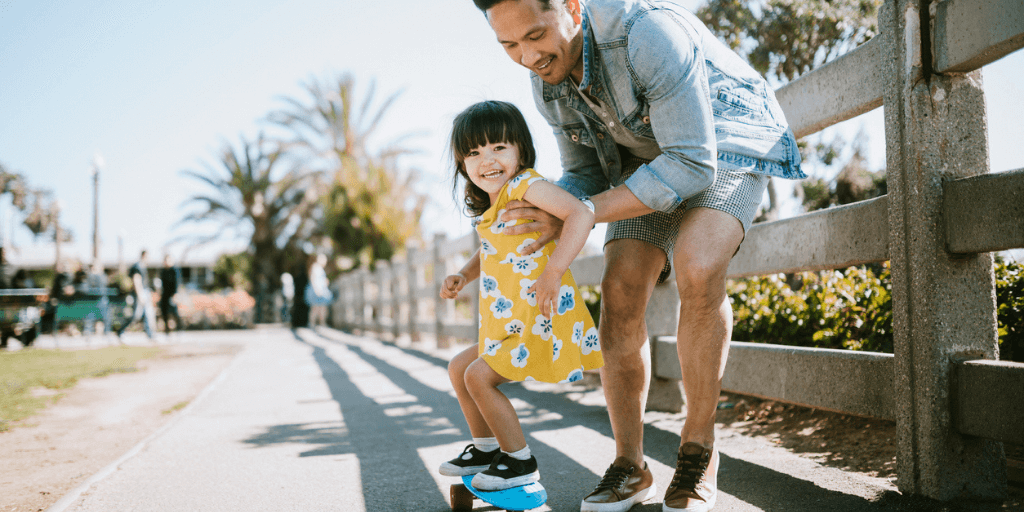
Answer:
[{"left": 47, "top": 327, "right": 901, "bottom": 511}]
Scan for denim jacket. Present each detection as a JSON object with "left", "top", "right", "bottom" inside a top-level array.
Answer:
[{"left": 534, "top": 0, "right": 805, "bottom": 212}]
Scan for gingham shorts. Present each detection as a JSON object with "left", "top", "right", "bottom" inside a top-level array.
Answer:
[{"left": 606, "top": 151, "right": 769, "bottom": 284}]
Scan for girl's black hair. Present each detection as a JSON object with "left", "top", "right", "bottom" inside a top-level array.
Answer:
[{"left": 449, "top": 100, "right": 537, "bottom": 217}]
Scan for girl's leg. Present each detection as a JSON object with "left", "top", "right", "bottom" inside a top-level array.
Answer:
[
  {"left": 465, "top": 358, "right": 525, "bottom": 452},
  {"left": 449, "top": 346, "right": 493, "bottom": 438}
]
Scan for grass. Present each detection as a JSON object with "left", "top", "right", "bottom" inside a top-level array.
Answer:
[
  {"left": 0, "top": 346, "right": 160, "bottom": 431},
  {"left": 162, "top": 400, "right": 189, "bottom": 415}
]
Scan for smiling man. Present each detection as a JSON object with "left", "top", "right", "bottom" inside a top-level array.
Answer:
[{"left": 472, "top": 1, "right": 804, "bottom": 511}]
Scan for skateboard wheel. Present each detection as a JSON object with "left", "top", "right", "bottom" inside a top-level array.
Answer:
[{"left": 450, "top": 483, "right": 473, "bottom": 511}]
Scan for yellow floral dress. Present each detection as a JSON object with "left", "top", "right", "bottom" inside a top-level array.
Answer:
[{"left": 475, "top": 168, "right": 603, "bottom": 384}]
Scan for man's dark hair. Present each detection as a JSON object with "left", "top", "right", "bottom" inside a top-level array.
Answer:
[
  {"left": 473, "top": 0, "right": 559, "bottom": 13},
  {"left": 449, "top": 100, "right": 537, "bottom": 217}
]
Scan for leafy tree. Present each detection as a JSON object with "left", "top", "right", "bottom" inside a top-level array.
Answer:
[
  {"left": 268, "top": 74, "right": 426, "bottom": 269},
  {"left": 995, "top": 255, "right": 1024, "bottom": 362},
  {"left": 177, "top": 135, "right": 319, "bottom": 321},
  {"left": 0, "top": 162, "right": 72, "bottom": 242}
]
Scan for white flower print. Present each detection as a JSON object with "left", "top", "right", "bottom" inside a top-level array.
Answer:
[
  {"left": 505, "top": 319, "right": 525, "bottom": 336},
  {"left": 489, "top": 295, "right": 514, "bottom": 319},
  {"left": 531, "top": 314, "right": 553, "bottom": 341},
  {"left": 479, "top": 271, "right": 501, "bottom": 299},
  {"left": 500, "top": 252, "right": 538, "bottom": 276},
  {"left": 507, "top": 173, "right": 528, "bottom": 196},
  {"left": 524, "top": 376, "right": 537, "bottom": 382},
  {"left": 480, "top": 238, "right": 497, "bottom": 259},
  {"left": 519, "top": 278, "right": 538, "bottom": 307},
  {"left": 515, "top": 239, "right": 544, "bottom": 259},
  {"left": 489, "top": 209, "right": 518, "bottom": 235},
  {"left": 560, "top": 367, "right": 584, "bottom": 384},
  {"left": 581, "top": 327, "right": 600, "bottom": 355},
  {"left": 510, "top": 343, "right": 530, "bottom": 368},
  {"left": 556, "top": 285, "right": 576, "bottom": 315},
  {"left": 551, "top": 333, "right": 563, "bottom": 362},
  {"left": 572, "top": 321, "right": 585, "bottom": 346},
  {"left": 483, "top": 338, "right": 502, "bottom": 357},
  {"left": 527, "top": 176, "right": 546, "bottom": 187}
]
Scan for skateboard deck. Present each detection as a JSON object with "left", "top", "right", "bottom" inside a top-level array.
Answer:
[{"left": 450, "top": 474, "right": 546, "bottom": 511}]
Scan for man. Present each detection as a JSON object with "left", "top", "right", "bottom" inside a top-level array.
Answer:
[
  {"left": 158, "top": 254, "right": 182, "bottom": 335},
  {"left": 117, "top": 249, "right": 155, "bottom": 339},
  {"left": 471, "top": 1, "right": 804, "bottom": 511}
]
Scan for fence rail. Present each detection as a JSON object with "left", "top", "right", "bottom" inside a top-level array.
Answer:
[{"left": 333, "top": 0, "right": 1024, "bottom": 502}]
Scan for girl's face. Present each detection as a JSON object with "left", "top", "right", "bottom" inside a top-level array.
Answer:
[{"left": 463, "top": 141, "right": 522, "bottom": 202}]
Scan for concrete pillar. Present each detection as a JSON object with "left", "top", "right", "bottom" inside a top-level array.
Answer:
[
  {"left": 375, "top": 262, "right": 388, "bottom": 337},
  {"left": 391, "top": 260, "right": 402, "bottom": 340},
  {"left": 406, "top": 247, "right": 421, "bottom": 342},
  {"left": 645, "top": 282, "right": 684, "bottom": 412},
  {"left": 433, "top": 233, "right": 449, "bottom": 348},
  {"left": 356, "top": 269, "right": 368, "bottom": 334},
  {"left": 471, "top": 229, "right": 481, "bottom": 342},
  {"left": 880, "top": 0, "right": 1005, "bottom": 499}
]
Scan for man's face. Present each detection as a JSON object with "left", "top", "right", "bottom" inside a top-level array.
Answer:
[{"left": 487, "top": 0, "right": 583, "bottom": 85}]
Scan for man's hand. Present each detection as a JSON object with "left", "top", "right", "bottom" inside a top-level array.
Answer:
[
  {"left": 501, "top": 199, "right": 564, "bottom": 254},
  {"left": 440, "top": 273, "right": 467, "bottom": 300}
]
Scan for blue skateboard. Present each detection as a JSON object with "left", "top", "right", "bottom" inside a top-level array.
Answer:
[{"left": 450, "top": 474, "right": 547, "bottom": 512}]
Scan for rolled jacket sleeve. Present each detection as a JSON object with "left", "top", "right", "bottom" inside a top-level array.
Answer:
[{"left": 622, "top": 11, "right": 717, "bottom": 212}]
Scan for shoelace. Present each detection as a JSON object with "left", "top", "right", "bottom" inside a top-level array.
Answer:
[
  {"left": 670, "top": 450, "right": 709, "bottom": 490},
  {"left": 593, "top": 464, "right": 633, "bottom": 492}
]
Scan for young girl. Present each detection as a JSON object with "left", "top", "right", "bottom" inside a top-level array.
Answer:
[{"left": 438, "top": 100, "right": 603, "bottom": 491}]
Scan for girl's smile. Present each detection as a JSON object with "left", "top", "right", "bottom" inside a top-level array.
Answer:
[{"left": 464, "top": 141, "right": 522, "bottom": 202}]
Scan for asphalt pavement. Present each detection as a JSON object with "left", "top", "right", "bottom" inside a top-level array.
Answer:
[{"left": 43, "top": 327, "right": 903, "bottom": 511}]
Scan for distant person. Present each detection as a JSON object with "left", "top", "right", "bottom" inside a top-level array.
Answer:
[
  {"left": 305, "top": 254, "right": 332, "bottom": 327},
  {"left": 117, "top": 249, "right": 155, "bottom": 339},
  {"left": 291, "top": 259, "right": 310, "bottom": 328},
  {"left": 437, "top": 101, "right": 602, "bottom": 491},
  {"left": 158, "top": 254, "right": 182, "bottom": 335}
]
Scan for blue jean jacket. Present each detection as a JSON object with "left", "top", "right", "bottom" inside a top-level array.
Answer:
[{"left": 534, "top": 0, "right": 805, "bottom": 212}]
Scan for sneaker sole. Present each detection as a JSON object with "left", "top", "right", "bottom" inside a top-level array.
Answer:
[
  {"left": 580, "top": 483, "right": 657, "bottom": 512},
  {"left": 471, "top": 470, "right": 540, "bottom": 491},
  {"left": 438, "top": 463, "right": 490, "bottom": 477},
  {"left": 662, "top": 491, "right": 716, "bottom": 512}
]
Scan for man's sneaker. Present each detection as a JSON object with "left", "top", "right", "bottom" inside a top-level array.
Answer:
[
  {"left": 663, "top": 443, "right": 718, "bottom": 512},
  {"left": 470, "top": 453, "right": 540, "bottom": 491},
  {"left": 438, "top": 444, "right": 499, "bottom": 476},
  {"left": 581, "top": 456, "right": 656, "bottom": 512}
]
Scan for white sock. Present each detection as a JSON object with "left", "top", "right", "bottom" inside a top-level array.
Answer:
[
  {"left": 506, "top": 445, "right": 532, "bottom": 460},
  {"left": 473, "top": 437, "right": 499, "bottom": 453}
]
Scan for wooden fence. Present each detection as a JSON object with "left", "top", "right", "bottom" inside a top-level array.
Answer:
[{"left": 333, "top": 0, "right": 1024, "bottom": 502}]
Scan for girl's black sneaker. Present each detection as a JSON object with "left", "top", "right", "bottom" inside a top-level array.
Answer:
[
  {"left": 470, "top": 452, "right": 540, "bottom": 491},
  {"left": 439, "top": 444, "right": 500, "bottom": 476}
]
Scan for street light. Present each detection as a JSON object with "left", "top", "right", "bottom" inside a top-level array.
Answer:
[{"left": 92, "top": 153, "right": 104, "bottom": 269}]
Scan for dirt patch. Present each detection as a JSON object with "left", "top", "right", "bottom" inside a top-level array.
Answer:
[{"left": 0, "top": 343, "right": 238, "bottom": 512}]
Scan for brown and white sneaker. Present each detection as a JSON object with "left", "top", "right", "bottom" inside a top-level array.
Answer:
[
  {"left": 580, "top": 456, "right": 657, "bottom": 512},
  {"left": 663, "top": 442, "right": 718, "bottom": 512}
]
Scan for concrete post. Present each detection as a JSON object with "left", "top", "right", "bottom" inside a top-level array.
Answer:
[
  {"left": 433, "top": 233, "right": 449, "bottom": 348},
  {"left": 406, "top": 247, "right": 421, "bottom": 342},
  {"left": 375, "top": 262, "right": 388, "bottom": 337},
  {"left": 357, "top": 268, "right": 368, "bottom": 334},
  {"left": 645, "top": 282, "right": 684, "bottom": 412},
  {"left": 880, "top": 0, "right": 1005, "bottom": 499},
  {"left": 391, "top": 260, "right": 402, "bottom": 340},
  {"left": 471, "top": 229, "right": 481, "bottom": 342}
]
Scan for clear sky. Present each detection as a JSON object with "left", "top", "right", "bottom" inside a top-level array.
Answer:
[{"left": 1, "top": 0, "right": 1022, "bottom": 268}]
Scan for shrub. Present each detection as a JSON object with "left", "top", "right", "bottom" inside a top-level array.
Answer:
[{"left": 995, "top": 256, "right": 1024, "bottom": 362}]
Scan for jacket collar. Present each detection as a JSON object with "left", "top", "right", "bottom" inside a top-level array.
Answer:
[{"left": 540, "top": 10, "right": 600, "bottom": 103}]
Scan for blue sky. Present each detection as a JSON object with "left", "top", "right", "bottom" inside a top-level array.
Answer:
[{"left": 1, "top": 0, "right": 1021, "bottom": 267}]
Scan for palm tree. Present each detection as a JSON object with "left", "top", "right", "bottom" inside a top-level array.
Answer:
[
  {"left": 177, "top": 134, "right": 319, "bottom": 321},
  {"left": 268, "top": 73, "right": 426, "bottom": 269}
]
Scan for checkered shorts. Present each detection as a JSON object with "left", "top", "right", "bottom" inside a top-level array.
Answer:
[{"left": 606, "top": 152, "right": 769, "bottom": 284}]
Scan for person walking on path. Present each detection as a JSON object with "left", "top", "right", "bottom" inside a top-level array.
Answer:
[
  {"left": 158, "top": 254, "right": 182, "bottom": 335},
  {"left": 438, "top": 101, "right": 603, "bottom": 491},
  {"left": 305, "top": 253, "right": 332, "bottom": 327},
  {"left": 471, "top": 1, "right": 805, "bottom": 510},
  {"left": 117, "top": 249, "right": 155, "bottom": 339}
]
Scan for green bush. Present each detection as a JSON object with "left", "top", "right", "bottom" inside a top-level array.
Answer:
[
  {"left": 729, "top": 264, "right": 893, "bottom": 352},
  {"left": 995, "top": 256, "right": 1024, "bottom": 362}
]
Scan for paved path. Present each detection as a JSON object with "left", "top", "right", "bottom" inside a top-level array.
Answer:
[{"left": 47, "top": 327, "right": 900, "bottom": 511}]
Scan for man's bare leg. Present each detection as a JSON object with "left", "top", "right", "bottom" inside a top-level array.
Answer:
[
  {"left": 598, "top": 239, "right": 666, "bottom": 466},
  {"left": 671, "top": 207, "right": 744, "bottom": 448}
]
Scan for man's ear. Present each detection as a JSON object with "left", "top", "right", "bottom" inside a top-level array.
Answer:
[{"left": 567, "top": 0, "right": 582, "bottom": 24}]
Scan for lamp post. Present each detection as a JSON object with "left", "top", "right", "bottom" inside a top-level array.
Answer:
[{"left": 91, "top": 153, "right": 104, "bottom": 269}]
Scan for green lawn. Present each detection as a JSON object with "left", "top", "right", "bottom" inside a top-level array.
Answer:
[{"left": 0, "top": 346, "right": 160, "bottom": 431}]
